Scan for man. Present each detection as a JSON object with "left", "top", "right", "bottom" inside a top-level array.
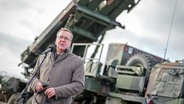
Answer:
[{"left": 30, "top": 28, "right": 85, "bottom": 104}]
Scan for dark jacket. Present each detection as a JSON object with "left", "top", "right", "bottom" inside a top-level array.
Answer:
[{"left": 31, "top": 50, "right": 85, "bottom": 104}]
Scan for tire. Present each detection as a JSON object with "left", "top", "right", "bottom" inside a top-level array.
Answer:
[
  {"left": 125, "top": 53, "right": 154, "bottom": 96},
  {"left": 125, "top": 53, "right": 152, "bottom": 77},
  {"left": 7, "top": 93, "right": 22, "bottom": 104}
]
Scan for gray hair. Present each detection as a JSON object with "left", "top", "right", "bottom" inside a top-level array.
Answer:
[{"left": 57, "top": 28, "right": 73, "bottom": 40}]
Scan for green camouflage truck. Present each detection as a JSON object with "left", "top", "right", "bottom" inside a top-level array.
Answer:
[
  {"left": 71, "top": 43, "right": 184, "bottom": 104},
  {"left": 71, "top": 43, "right": 164, "bottom": 104}
]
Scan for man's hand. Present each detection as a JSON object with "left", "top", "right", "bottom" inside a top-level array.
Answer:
[
  {"left": 35, "top": 82, "right": 44, "bottom": 92},
  {"left": 45, "top": 87, "right": 56, "bottom": 98}
]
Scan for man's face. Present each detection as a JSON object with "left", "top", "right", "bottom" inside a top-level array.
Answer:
[{"left": 55, "top": 30, "right": 72, "bottom": 53}]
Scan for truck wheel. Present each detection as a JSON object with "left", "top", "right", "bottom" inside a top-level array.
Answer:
[
  {"left": 125, "top": 53, "right": 152, "bottom": 77},
  {"left": 7, "top": 93, "right": 22, "bottom": 104}
]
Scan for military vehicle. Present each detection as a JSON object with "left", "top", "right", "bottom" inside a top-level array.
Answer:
[
  {"left": 0, "top": 71, "right": 28, "bottom": 104},
  {"left": 70, "top": 43, "right": 165, "bottom": 104},
  {"left": 70, "top": 43, "right": 184, "bottom": 104},
  {"left": 145, "top": 61, "right": 184, "bottom": 104},
  {"left": 20, "top": 0, "right": 140, "bottom": 72}
]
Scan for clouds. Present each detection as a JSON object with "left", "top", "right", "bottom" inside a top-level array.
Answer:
[
  {"left": 113, "top": 0, "right": 184, "bottom": 61},
  {"left": 0, "top": 0, "right": 29, "bottom": 11},
  {"left": 0, "top": 0, "right": 70, "bottom": 76},
  {"left": 0, "top": 32, "right": 31, "bottom": 54},
  {"left": 0, "top": 31, "right": 31, "bottom": 76}
]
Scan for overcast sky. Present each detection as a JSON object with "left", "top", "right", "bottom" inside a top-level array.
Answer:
[{"left": 0, "top": 0, "right": 183, "bottom": 78}]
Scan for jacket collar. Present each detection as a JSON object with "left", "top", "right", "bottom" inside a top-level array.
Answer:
[{"left": 50, "top": 49, "right": 71, "bottom": 63}]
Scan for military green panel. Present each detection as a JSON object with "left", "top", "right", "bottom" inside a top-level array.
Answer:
[
  {"left": 116, "top": 75, "right": 145, "bottom": 92},
  {"left": 77, "top": 0, "right": 139, "bottom": 19},
  {"left": 153, "top": 98, "right": 184, "bottom": 104},
  {"left": 100, "top": 0, "right": 130, "bottom": 18},
  {"left": 177, "top": 99, "right": 184, "bottom": 104},
  {"left": 151, "top": 68, "right": 184, "bottom": 98},
  {"left": 116, "top": 75, "right": 132, "bottom": 89},
  {"left": 105, "top": 97, "right": 122, "bottom": 104},
  {"left": 77, "top": 0, "right": 103, "bottom": 10},
  {"left": 85, "top": 77, "right": 101, "bottom": 93},
  {"left": 85, "top": 61, "right": 102, "bottom": 77},
  {"left": 165, "top": 99, "right": 178, "bottom": 104},
  {"left": 105, "top": 43, "right": 124, "bottom": 66},
  {"left": 86, "top": 0, "right": 104, "bottom": 10},
  {"left": 165, "top": 99, "right": 184, "bottom": 104}
]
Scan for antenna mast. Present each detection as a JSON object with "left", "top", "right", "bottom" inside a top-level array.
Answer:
[{"left": 164, "top": 0, "right": 178, "bottom": 60}]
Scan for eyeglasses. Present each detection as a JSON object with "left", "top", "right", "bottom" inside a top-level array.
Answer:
[{"left": 57, "top": 35, "right": 71, "bottom": 41}]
